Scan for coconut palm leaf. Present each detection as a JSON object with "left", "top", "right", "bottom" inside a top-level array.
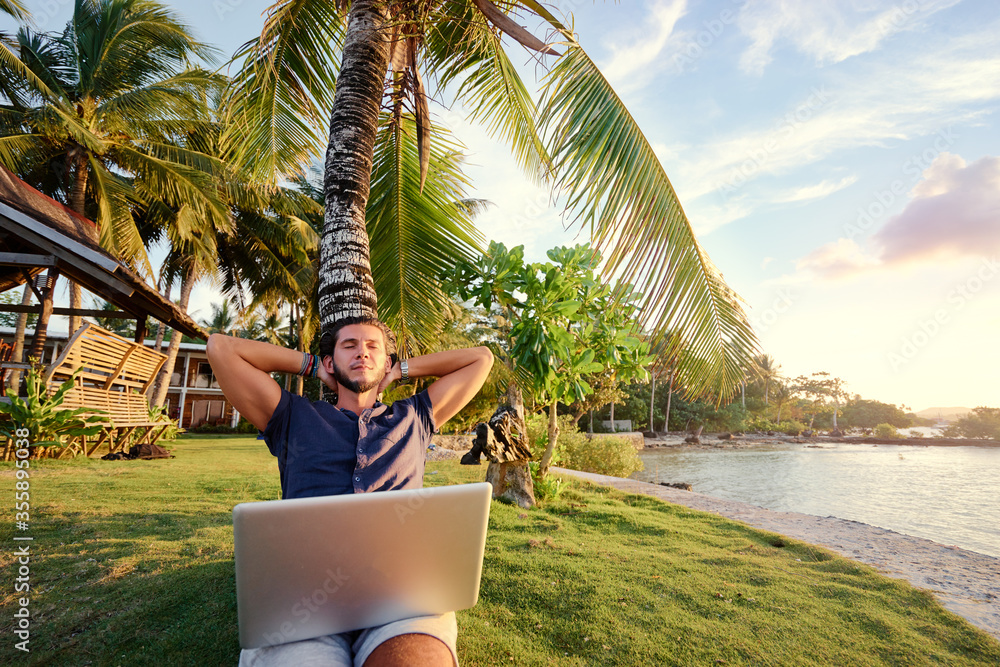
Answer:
[
  {"left": 222, "top": 0, "right": 346, "bottom": 183},
  {"left": 0, "top": 0, "right": 28, "bottom": 21},
  {"left": 98, "top": 69, "right": 225, "bottom": 131},
  {"left": 86, "top": 154, "right": 150, "bottom": 274},
  {"left": 366, "top": 113, "right": 484, "bottom": 356},
  {"left": 426, "top": 7, "right": 551, "bottom": 183},
  {"left": 114, "top": 142, "right": 230, "bottom": 233},
  {"left": 539, "top": 44, "right": 757, "bottom": 398}
]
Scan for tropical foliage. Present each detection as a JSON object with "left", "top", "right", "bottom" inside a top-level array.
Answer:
[
  {"left": 225, "top": 0, "right": 757, "bottom": 398},
  {"left": 450, "top": 241, "right": 651, "bottom": 473},
  {"left": 945, "top": 407, "right": 1000, "bottom": 440},
  {"left": 0, "top": 366, "right": 105, "bottom": 452},
  {"left": 0, "top": 0, "right": 225, "bottom": 273}
]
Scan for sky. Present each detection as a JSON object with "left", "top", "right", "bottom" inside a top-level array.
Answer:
[{"left": 5, "top": 0, "right": 999, "bottom": 412}]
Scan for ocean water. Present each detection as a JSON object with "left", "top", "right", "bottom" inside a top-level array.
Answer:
[{"left": 632, "top": 442, "right": 1000, "bottom": 558}]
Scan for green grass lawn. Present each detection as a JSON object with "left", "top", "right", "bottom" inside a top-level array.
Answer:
[{"left": 2, "top": 435, "right": 999, "bottom": 666}]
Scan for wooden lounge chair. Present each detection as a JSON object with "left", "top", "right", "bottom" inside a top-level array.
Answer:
[{"left": 42, "top": 322, "right": 169, "bottom": 458}]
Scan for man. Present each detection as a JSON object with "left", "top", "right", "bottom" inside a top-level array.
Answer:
[{"left": 207, "top": 317, "right": 493, "bottom": 667}]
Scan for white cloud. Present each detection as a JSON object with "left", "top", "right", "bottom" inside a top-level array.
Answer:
[
  {"left": 873, "top": 153, "right": 1000, "bottom": 264},
  {"left": 770, "top": 175, "right": 858, "bottom": 204},
  {"left": 795, "top": 238, "right": 881, "bottom": 280},
  {"left": 737, "top": 0, "right": 962, "bottom": 75},
  {"left": 665, "top": 30, "right": 1000, "bottom": 231},
  {"left": 599, "top": 0, "right": 688, "bottom": 87},
  {"left": 790, "top": 152, "right": 1000, "bottom": 280}
]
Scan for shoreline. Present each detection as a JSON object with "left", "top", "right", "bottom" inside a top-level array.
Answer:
[
  {"left": 640, "top": 431, "right": 1000, "bottom": 449},
  {"left": 553, "top": 467, "right": 1000, "bottom": 642}
]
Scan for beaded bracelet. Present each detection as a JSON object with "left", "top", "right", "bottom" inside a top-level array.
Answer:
[{"left": 299, "top": 353, "right": 318, "bottom": 377}]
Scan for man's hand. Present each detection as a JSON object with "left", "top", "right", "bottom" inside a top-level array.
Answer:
[
  {"left": 316, "top": 356, "right": 339, "bottom": 394},
  {"left": 376, "top": 361, "right": 400, "bottom": 396}
]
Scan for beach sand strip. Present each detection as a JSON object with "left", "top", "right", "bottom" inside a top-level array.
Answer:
[{"left": 553, "top": 468, "right": 1000, "bottom": 641}]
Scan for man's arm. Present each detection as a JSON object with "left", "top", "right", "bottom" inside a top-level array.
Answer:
[
  {"left": 206, "top": 334, "right": 324, "bottom": 431},
  {"left": 380, "top": 347, "right": 494, "bottom": 427}
]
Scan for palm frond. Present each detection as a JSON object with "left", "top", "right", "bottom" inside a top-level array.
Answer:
[
  {"left": 426, "top": 4, "right": 550, "bottom": 183},
  {"left": 97, "top": 68, "right": 223, "bottom": 133},
  {"left": 0, "top": 0, "right": 29, "bottom": 21},
  {"left": 86, "top": 154, "right": 152, "bottom": 276},
  {"left": 222, "top": 0, "right": 346, "bottom": 184},
  {"left": 112, "top": 142, "right": 231, "bottom": 235},
  {"left": 0, "top": 132, "right": 46, "bottom": 173},
  {"left": 76, "top": 0, "right": 219, "bottom": 95},
  {"left": 366, "top": 112, "right": 484, "bottom": 356},
  {"left": 539, "top": 45, "right": 758, "bottom": 400}
]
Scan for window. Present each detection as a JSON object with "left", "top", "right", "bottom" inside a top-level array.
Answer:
[{"left": 194, "top": 361, "right": 219, "bottom": 389}]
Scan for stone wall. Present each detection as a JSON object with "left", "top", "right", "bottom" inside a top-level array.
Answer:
[
  {"left": 431, "top": 434, "right": 476, "bottom": 451},
  {"left": 432, "top": 431, "right": 645, "bottom": 452}
]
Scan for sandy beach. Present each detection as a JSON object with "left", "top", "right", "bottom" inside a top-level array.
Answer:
[{"left": 554, "top": 467, "right": 1000, "bottom": 642}]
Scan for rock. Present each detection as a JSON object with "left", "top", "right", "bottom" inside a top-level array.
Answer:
[
  {"left": 717, "top": 433, "right": 733, "bottom": 441},
  {"left": 766, "top": 430, "right": 776, "bottom": 436},
  {"left": 684, "top": 435, "right": 700, "bottom": 444},
  {"left": 659, "top": 482, "right": 693, "bottom": 491},
  {"left": 828, "top": 428, "right": 845, "bottom": 437},
  {"left": 802, "top": 429, "right": 814, "bottom": 437},
  {"left": 642, "top": 430, "right": 657, "bottom": 438}
]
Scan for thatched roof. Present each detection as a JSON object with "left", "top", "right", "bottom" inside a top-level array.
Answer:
[{"left": 0, "top": 165, "right": 206, "bottom": 340}]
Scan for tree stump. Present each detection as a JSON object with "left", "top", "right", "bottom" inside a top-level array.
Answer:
[{"left": 462, "top": 405, "right": 535, "bottom": 508}]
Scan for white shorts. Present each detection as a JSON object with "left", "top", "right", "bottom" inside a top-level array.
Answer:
[{"left": 237, "top": 611, "right": 458, "bottom": 667}]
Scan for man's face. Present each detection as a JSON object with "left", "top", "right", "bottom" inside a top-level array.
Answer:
[{"left": 328, "top": 323, "right": 391, "bottom": 394}]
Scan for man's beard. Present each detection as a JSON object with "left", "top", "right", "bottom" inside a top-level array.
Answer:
[{"left": 333, "top": 361, "right": 385, "bottom": 394}]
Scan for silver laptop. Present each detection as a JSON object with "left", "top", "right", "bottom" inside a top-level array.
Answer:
[{"left": 233, "top": 482, "right": 492, "bottom": 649}]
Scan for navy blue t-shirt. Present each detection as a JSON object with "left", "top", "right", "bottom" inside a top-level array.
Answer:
[{"left": 262, "top": 389, "right": 436, "bottom": 499}]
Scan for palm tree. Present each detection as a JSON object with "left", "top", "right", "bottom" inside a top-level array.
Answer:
[
  {"left": 754, "top": 354, "right": 782, "bottom": 405},
  {"left": 200, "top": 300, "right": 238, "bottom": 336},
  {"left": 226, "top": 1, "right": 758, "bottom": 398},
  {"left": 772, "top": 383, "right": 792, "bottom": 424},
  {"left": 0, "top": 0, "right": 226, "bottom": 341}
]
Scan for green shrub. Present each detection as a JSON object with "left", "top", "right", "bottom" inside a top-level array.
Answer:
[
  {"left": 236, "top": 418, "right": 258, "bottom": 434},
  {"left": 529, "top": 461, "right": 564, "bottom": 501},
  {"left": 560, "top": 432, "right": 643, "bottom": 477},
  {"left": 526, "top": 412, "right": 643, "bottom": 477},
  {"left": 777, "top": 420, "right": 806, "bottom": 436},
  {"left": 147, "top": 404, "right": 181, "bottom": 441},
  {"left": 525, "top": 413, "right": 570, "bottom": 464},
  {"left": 874, "top": 423, "right": 900, "bottom": 439},
  {"left": 0, "top": 366, "right": 105, "bottom": 455},
  {"left": 746, "top": 415, "right": 776, "bottom": 432}
]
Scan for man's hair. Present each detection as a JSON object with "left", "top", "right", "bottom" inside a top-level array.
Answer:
[{"left": 318, "top": 317, "right": 398, "bottom": 361}]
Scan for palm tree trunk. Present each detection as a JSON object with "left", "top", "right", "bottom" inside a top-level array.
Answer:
[
  {"left": 318, "top": 0, "right": 391, "bottom": 328},
  {"left": 294, "top": 301, "right": 304, "bottom": 396},
  {"left": 663, "top": 369, "right": 674, "bottom": 432},
  {"left": 7, "top": 283, "right": 32, "bottom": 391},
  {"left": 67, "top": 154, "right": 89, "bottom": 337},
  {"left": 609, "top": 401, "right": 615, "bottom": 432},
  {"left": 154, "top": 319, "right": 166, "bottom": 352},
  {"left": 26, "top": 270, "right": 58, "bottom": 365},
  {"left": 649, "top": 371, "right": 655, "bottom": 432},
  {"left": 152, "top": 266, "right": 196, "bottom": 408}
]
